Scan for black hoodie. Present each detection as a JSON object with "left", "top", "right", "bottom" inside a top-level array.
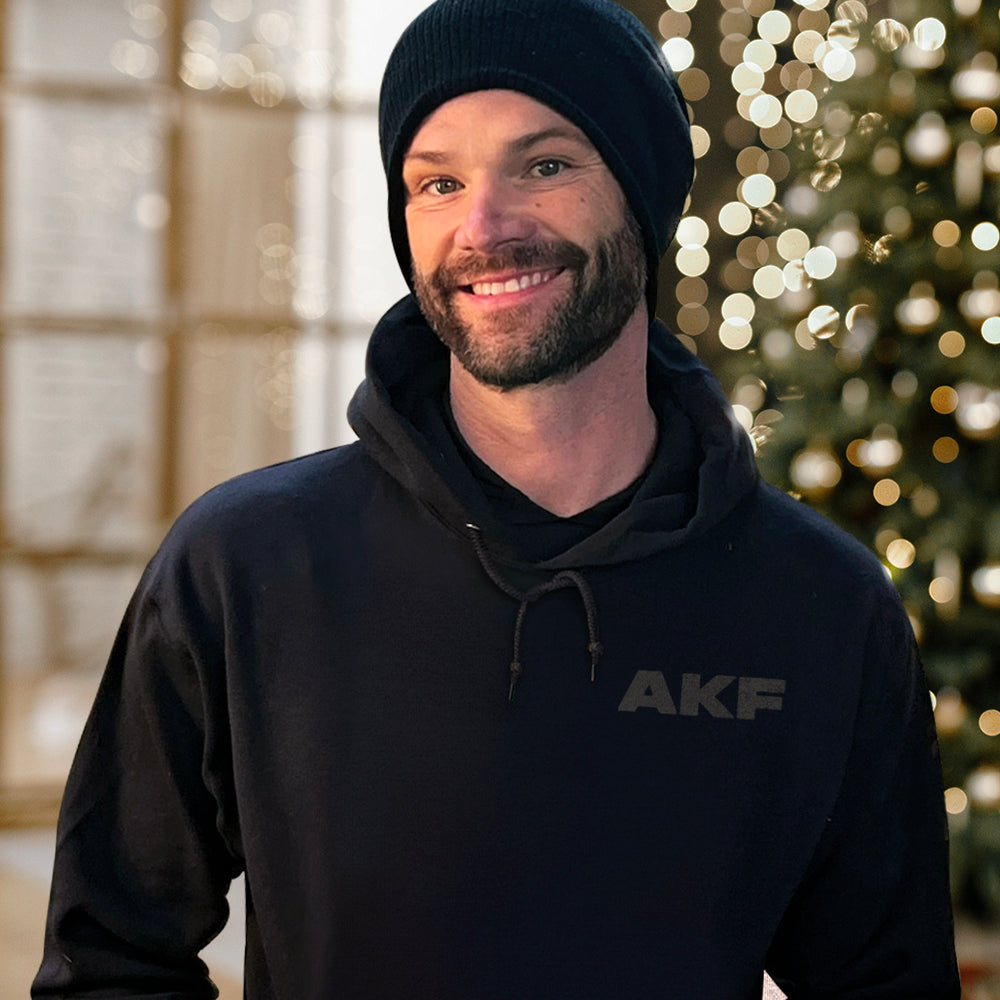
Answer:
[{"left": 35, "top": 296, "right": 960, "bottom": 999}]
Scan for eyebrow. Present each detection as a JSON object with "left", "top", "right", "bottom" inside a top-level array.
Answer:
[{"left": 403, "top": 126, "right": 592, "bottom": 166}]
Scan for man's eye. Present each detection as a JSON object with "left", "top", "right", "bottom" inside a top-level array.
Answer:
[
  {"left": 426, "top": 178, "right": 459, "bottom": 195},
  {"left": 531, "top": 159, "right": 566, "bottom": 178}
]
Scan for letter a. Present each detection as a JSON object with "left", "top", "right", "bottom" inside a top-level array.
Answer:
[{"left": 618, "top": 671, "right": 677, "bottom": 714}]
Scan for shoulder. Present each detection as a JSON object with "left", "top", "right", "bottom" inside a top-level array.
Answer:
[
  {"left": 146, "top": 441, "right": 378, "bottom": 590},
  {"left": 754, "top": 480, "right": 888, "bottom": 583},
  {"left": 739, "top": 481, "right": 906, "bottom": 638},
  {"left": 180, "top": 441, "right": 371, "bottom": 528}
]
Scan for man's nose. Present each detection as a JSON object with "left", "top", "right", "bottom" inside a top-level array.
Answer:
[{"left": 454, "top": 179, "right": 535, "bottom": 253}]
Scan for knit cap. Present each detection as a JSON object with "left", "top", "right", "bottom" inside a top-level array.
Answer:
[{"left": 378, "top": 0, "right": 694, "bottom": 312}]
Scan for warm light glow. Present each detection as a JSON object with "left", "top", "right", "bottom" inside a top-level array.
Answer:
[
  {"left": 744, "top": 39, "right": 777, "bottom": 71},
  {"left": 872, "top": 18, "right": 909, "bottom": 52},
  {"left": 753, "top": 265, "right": 785, "bottom": 299},
  {"left": 719, "top": 201, "right": 753, "bottom": 236},
  {"left": 722, "top": 292, "right": 755, "bottom": 321},
  {"left": 793, "top": 29, "right": 825, "bottom": 64},
  {"left": 944, "top": 787, "right": 968, "bottom": 814},
  {"left": 676, "top": 216, "right": 710, "bottom": 247},
  {"left": 955, "top": 384, "right": 1000, "bottom": 439},
  {"left": 892, "top": 370, "right": 918, "bottom": 399},
  {"left": 822, "top": 47, "right": 856, "bottom": 81},
  {"left": 758, "top": 10, "right": 792, "bottom": 43},
  {"left": 971, "top": 107, "right": 999, "bottom": 134},
  {"left": 782, "top": 260, "right": 809, "bottom": 292},
  {"left": 936, "top": 689, "right": 967, "bottom": 732},
  {"left": 791, "top": 445, "right": 842, "bottom": 495},
  {"left": 968, "top": 766, "right": 1000, "bottom": 809},
  {"left": 662, "top": 37, "right": 695, "bottom": 72},
  {"left": 841, "top": 378, "right": 868, "bottom": 413},
  {"left": 912, "top": 486, "right": 940, "bottom": 517},
  {"left": 806, "top": 304, "right": 840, "bottom": 338},
  {"left": 777, "top": 229, "right": 811, "bottom": 261},
  {"left": 859, "top": 432, "right": 903, "bottom": 472},
  {"left": 933, "top": 437, "right": 960, "bottom": 463},
  {"left": 972, "top": 222, "right": 1000, "bottom": 250},
  {"left": 740, "top": 173, "right": 777, "bottom": 208},
  {"left": 873, "top": 478, "right": 901, "bottom": 506},
  {"left": 810, "top": 161, "right": 842, "bottom": 191},
  {"left": 675, "top": 246, "right": 710, "bottom": 277},
  {"left": 913, "top": 17, "right": 947, "bottom": 51},
  {"left": 719, "top": 320, "right": 754, "bottom": 350},
  {"left": 886, "top": 538, "right": 916, "bottom": 568},
  {"left": 691, "top": 125, "right": 711, "bottom": 158},
  {"left": 981, "top": 710, "right": 1000, "bottom": 737},
  {"left": 837, "top": 0, "right": 868, "bottom": 23},
  {"left": 972, "top": 565, "right": 1000, "bottom": 608},
  {"left": 932, "top": 220, "right": 961, "bottom": 247},
  {"left": 931, "top": 386, "right": 959, "bottom": 414},
  {"left": 750, "top": 94, "right": 783, "bottom": 128},
  {"left": 785, "top": 89, "right": 819, "bottom": 123},
  {"left": 803, "top": 246, "right": 837, "bottom": 279},
  {"left": 938, "top": 330, "right": 966, "bottom": 357},
  {"left": 905, "top": 113, "right": 952, "bottom": 166},
  {"left": 732, "top": 61, "right": 765, "bottom": 93}
]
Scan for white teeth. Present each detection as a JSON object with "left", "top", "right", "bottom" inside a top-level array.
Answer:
[{"left": 471, "top": 270, "right": 556, "bottom": 296}]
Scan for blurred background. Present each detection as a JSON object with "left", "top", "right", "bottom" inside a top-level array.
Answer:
[{"left": 0, "top": 0, "right": 998, "bottom": 995}]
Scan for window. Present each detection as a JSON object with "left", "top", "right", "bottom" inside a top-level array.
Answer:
[{"left": 0, "top": 0, "right": 421, "bottom": 818}]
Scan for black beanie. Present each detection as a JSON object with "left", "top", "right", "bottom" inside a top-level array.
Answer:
[{"left": 378, "top": 0, "right": 694, "bottom": 313}]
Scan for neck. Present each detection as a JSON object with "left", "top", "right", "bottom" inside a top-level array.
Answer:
[{"left": 448, "top": 305, "right": 657, "bottom": 518}]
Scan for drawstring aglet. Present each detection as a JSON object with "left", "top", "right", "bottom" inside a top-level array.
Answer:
[
  {"left": 588, "top": 641, "right": 604, "bottom": 683},
  {"left": 508, "top": 661, "right": 522, "bottom": 702}
]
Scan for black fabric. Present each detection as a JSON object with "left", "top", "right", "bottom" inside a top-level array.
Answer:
[
  {"left": 34, "top": 296, "right": 960, "bottom": 999},
  {"left": 377, "top": 0, "right": 694, "bottom": 312},
  {"left": 418, "top": 387, "right": 689, "bottom": 563}
]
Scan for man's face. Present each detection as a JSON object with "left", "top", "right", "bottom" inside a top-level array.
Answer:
[{"left": 401, "top": 89, "right": 646, "bottom": 390}]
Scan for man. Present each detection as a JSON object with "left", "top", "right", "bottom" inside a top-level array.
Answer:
[{"left": 34, "top": 0, "right": 960, "bottom": 997}]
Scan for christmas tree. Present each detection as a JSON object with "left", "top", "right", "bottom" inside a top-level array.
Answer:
[{"left": 708, "top": 0, "right": 1000, "bottom": 917}]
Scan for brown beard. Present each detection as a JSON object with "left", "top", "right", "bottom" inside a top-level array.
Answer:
[{"left": 412, "top": 211, "right": 646, "bottom": 390}]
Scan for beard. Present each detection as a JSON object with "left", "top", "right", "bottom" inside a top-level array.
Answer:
[{"left": 411, "top": 211, "right": 647, "bottom": 390}]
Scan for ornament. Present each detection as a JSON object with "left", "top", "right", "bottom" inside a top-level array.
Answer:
[{"left": 872, "top": 18, "right": 909, "bottom": 52}]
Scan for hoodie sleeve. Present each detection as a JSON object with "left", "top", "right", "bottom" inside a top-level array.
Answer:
[
  {"left": 765, "top": 588, "right": 961, "bottom": 998},
  {"left": 31, "top": 561, "right": 241, "bottom": 999}
]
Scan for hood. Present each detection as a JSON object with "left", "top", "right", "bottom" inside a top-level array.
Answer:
[{"left": 347, "top": 294, "right": 758, "bottom": 572}]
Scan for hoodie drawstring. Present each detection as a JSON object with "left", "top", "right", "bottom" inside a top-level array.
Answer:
[{"left": 466, "top": 524, "right": 603, "bottom": 701}]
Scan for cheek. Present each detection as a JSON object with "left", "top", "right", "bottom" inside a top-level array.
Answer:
[
  {"left": 404, "top": 213, "right": 436, "bottom": 275},
  {"left": 405, "top": 210, "right": 455, "bottom": 275}
]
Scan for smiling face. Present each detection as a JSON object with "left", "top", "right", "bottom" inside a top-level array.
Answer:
[{"left": 402, "top": 89, "right": 646, "bottom": 390}]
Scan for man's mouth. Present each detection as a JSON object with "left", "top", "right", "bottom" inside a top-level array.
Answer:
[{"left": 464, "top": 268, "right": 564, "bottom": 297}]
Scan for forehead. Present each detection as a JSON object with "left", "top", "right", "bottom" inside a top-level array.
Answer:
[{"left": 405, "top": 89, "right": 597, "bottom": 159}]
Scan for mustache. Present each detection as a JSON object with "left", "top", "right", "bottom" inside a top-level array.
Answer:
[{"left": 431, "top": 240, "right": 589, "bottom": 288}]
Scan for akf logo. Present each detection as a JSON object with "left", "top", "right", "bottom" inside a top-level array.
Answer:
[{"left": 618, "top": 671, "right": 785, "bottom": 720}]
